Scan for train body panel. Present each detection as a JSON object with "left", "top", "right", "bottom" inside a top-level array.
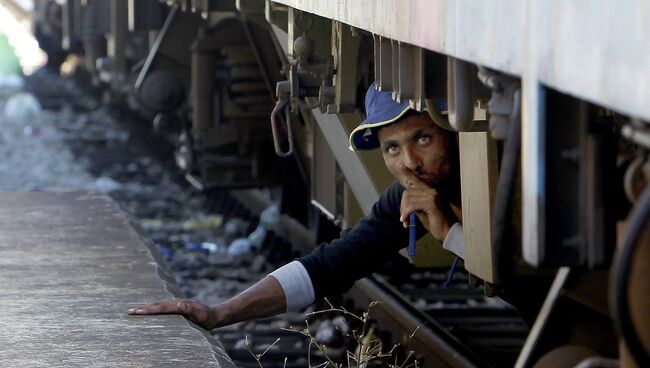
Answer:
[{"left": 272, "top": 0, "right": 650, "bottom": 122}]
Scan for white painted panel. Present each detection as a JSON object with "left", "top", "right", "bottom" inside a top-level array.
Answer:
[{"left": 273, "top": 0, "right": 650, "bottom": 120}]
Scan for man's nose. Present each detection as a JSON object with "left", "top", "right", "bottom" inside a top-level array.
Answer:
[{"left": 401, "top": 146, "right": 421, "bottom": 172}]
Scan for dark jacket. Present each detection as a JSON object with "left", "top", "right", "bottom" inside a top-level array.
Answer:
[{"left": 298, "top": 181, "right": 427, "bottom": 299}]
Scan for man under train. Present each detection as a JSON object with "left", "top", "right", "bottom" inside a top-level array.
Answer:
[{"left": 128, "top": 84, "right": 465, "bottom": 329}]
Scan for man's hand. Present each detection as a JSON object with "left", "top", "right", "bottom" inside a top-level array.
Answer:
[
  {"left": 128, "top": 299, "right": 220, "bottom": 330},
  {"left": 399, "top": 171, "right": 455, "bottom": 241},
  {"left": 128, "top": 276, "right": 288, "bottom": 330}
]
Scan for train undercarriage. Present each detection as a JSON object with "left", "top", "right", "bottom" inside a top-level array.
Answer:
[{"left": 27, "top": 0, "right": 650, "bottom": 367}]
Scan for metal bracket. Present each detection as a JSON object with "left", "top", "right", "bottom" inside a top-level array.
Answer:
[
  {"left": 327, "top": 21, "right": 363, "bottom": 113},
  {"left": 269, "top": 11, "right": 334, "bottom": 157},
  {"left": 374, "top": 35, "right": 393, "bottom": 91},
  {"left": 478, "top": 67, "right": 521, "bottom": 140},
  {"left": 447, "top": 57, "right": 475, "bottom": 131},
  {"left": 270, "top": 81, "right": 294, "bottom": 157}
]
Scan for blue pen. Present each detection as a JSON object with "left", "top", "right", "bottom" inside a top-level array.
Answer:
[{"left": 408, "top": 212, "right": 417, "bottom": 256}]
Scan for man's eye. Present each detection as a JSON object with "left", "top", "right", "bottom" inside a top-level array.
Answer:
[
  {"left": 385, "top": 145, "right": 399, "bottom": 154},
  {"left": 418, "top": 135, "right": 432, "bottom": 145}
]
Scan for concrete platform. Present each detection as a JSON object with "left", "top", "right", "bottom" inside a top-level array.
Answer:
[{"left": 0, "top": 192, "right": 235, "bottom": 367}]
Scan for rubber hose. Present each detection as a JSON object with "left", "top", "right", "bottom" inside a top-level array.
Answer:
[{"left": 610, "top": 184, "right": 650, "bottom": 367}]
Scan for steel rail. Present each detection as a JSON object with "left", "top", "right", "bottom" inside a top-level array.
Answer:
[{"left": 347, "top": 277, "right": 488, "bottom": 368}]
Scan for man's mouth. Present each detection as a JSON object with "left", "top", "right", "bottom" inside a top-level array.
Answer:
[{"left": 416, "top": 173, "right": 438, "bottom": 184}]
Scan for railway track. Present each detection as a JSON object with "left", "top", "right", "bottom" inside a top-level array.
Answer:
[
  {"left": 355, "top": 273, "right": 527, "bottom": 367},
  {"left": 25, "top": 71, "right": 528, "bottom": 367}
]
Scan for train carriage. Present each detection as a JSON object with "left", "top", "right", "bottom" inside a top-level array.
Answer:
[{"left": 29, "top": 1, "right": 650, "bottom": 367}]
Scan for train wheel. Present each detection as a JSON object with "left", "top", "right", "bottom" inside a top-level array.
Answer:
[
  {"left": 532, "top": 345, "right": 598, "bottom": 368},
  {"left": 611, "top": 184, "right": 650, "bottom": 368}
]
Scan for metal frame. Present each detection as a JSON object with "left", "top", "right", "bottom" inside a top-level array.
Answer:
[{"left": 310, "top": 108, "right": 379, "bottom": 215}]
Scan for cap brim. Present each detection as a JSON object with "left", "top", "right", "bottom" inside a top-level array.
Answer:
[{"left": 348, "top": 105, "right": 412, "bottom": 151}]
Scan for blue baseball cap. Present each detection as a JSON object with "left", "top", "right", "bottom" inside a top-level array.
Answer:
[{"left": 348, "top": 83, "right": 412, "bottom": 151}]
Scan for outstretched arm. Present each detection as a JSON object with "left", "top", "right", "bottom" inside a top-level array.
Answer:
[{"left": 128, "top": 275, "right": 287, "bottom": 330}]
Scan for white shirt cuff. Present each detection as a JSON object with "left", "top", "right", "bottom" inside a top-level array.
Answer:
[
  {"left": 268, "top": 260, "right": 315, "bottom": 312},
  {"left": 442, "top": 223, "right": 464, "bottom": 259}
]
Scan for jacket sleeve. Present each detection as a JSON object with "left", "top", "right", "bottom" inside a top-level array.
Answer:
[{"left": 298, "top": 181, "right": 426, "bottom": 299}]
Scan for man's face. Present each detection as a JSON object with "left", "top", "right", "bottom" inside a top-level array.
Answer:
[{"left": 377, "top": 113, "right": 454, "bottom": 189}]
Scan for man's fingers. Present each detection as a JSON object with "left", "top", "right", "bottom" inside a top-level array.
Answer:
[
  {"left": 404, "top": 189, "right": 438, "bottom": 202},
  {"left": 178, "top": 300, "right": 190, "bottom": 313},
  {"left": 400, "top": 190, "right": 438, "bottom": 220},
  {"left": 128, "top": 299, "right": 215, "bottom": 330},
  {"left": 402, "top": 170, "right": 428, "bottom": 189},
  {"left": 400, "top": 191, "right": 418, "bottom": 222},
  {"left": 128, "top": 300, "right": 186, "bottom": 315},
  {"left": 128, "top": 303, "right": 165, "bottom": 315}
]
